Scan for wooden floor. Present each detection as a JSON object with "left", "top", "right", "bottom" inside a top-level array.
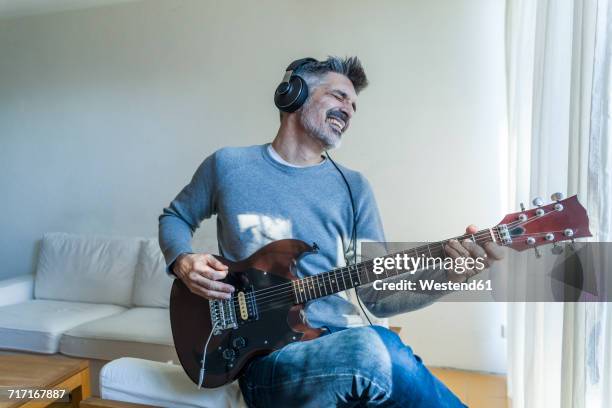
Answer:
[
  {"left": 55, "top": 369, "right": 507, "bottom": 408},
  {"left": 431, "top": 368, "right": 509, "bottom": 408}
]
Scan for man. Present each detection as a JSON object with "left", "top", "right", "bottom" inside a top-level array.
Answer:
[{"left": 159, "top": 56, "right": 504, "bottom": 407}]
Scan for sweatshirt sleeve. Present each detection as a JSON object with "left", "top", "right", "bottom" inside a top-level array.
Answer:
[
  {"left": 353, "top": 175, "right": 451, "bottom": 317},
  {"left": 158, "top": 153, "right": 217, "bottom": 275}
]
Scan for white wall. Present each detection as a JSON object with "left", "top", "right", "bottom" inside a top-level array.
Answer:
[{"left": 0, "top": 0, "right": 507, "bottom": 373}]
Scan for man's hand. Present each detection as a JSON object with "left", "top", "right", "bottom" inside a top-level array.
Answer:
[
  {"left": 173, "top": 253, "right": 234, "bottom": 300},
  {"left": 444, "top": 224, "right": 505, "bottom": 283}
]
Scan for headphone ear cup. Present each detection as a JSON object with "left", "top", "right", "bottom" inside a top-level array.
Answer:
[{"left": 274, "top": 75, "right": 309, "bottom": 113}]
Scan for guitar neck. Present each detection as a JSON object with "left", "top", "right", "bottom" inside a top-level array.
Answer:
[{"left": 290, "top": 228, "right": 500, "bottom": 304}]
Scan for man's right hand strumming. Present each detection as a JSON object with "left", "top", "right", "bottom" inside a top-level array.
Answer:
[{"left": 173, "top": 253, "right": 235, "bottom": 300}]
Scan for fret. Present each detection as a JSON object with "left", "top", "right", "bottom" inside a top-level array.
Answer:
[
  {"left": 363, "top": 263, "right": 371, "bottom": 283},
  {"left": 301, "top": 278, "right": 309, "bottom": 301},
  {"left": 318, "top": 275, "right": 326, "bottom": 297},
  {"left": 307, "top": 276, "right": 315, "bottom": 300},
  {"left": 293, "top": 280, "right": 301, "bottom": 304},
  {"left": 320, "top": 274, "right": 329, "bottom": 296},
  {"left": 332, "top": 268, "right": 340, "bottom": 292},
  {"left": 301, "top": 279, "right": 308, "bottom": 301},
  {"left": 359, "top": 264, "right": 369, "bottom": 285},
  {"left": 313, "top": 276, "right": 321, "bottom": 298},
  {"left": 313, "top": 275, "right": 321, "bottom": 297},
  {"left": 340, "top": 266, "right": 347, "bottom": 290},
  {"left": 489, "top": 228, "right": 497, "bottom": 243},
  {"left": 353, "top": 265, "right": 362, "bottom": 286},
  {"left": 326, "top": 271, "right": 334, "bottom": 294}
]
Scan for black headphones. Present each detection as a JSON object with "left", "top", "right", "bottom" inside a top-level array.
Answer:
[{"left": 274, "top": 57, "right": 318, "bottom": 113}]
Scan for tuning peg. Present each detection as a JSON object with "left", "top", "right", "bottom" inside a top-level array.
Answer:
[
  {"left": 551, "top": 192, "right": 564, "bottom": 202},
  {"left": 532, "top": 197, "right": 544, "bottom": 207},
  {"left": 534, "top": 247, "right": 542, "bottom": 258}
]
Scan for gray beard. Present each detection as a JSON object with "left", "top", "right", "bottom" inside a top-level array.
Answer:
[{"left": 299, "top": 104, "right": 342, "bottom": 149}]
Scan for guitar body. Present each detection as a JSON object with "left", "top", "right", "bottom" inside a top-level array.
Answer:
[{"left": 169, "top": 239, "right": 324, "bottom": 388}]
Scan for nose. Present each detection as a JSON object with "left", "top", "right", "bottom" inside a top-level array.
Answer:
[{"left": 342, "top": 104, "right": 353, "bottom": 120}]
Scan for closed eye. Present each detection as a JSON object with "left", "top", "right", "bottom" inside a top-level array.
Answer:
[{"left": 330, "top": 90, "right": 356, "bottom": 113}]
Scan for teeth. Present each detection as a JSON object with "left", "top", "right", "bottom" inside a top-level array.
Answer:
[{"left": 327, "top": 117, "right": 345, "bottom": 131}]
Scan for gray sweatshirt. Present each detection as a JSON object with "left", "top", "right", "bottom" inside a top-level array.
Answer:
[{"left": 158, "top": 144, "right": 444, "bottom": 328}]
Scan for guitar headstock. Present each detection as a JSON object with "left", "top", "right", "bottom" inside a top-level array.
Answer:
[{"left": 495, "top": 194, "right": 591, "bottom": 252}]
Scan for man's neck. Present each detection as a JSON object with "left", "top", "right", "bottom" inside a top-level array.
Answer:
[{"left": 272, "top": 119, "right": 325, "bottom": 166}]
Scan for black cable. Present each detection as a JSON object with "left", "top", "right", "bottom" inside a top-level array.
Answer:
[{"left": 325, "top": 151, "right": 373, "bottom": 326}]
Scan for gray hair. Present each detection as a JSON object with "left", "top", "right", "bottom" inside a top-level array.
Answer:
[
  {"left": 294, "top": 56, "right": 369, "bottom": 94},
  {"left": 279, "top": 56, "right": 368, "bottom": 120}
]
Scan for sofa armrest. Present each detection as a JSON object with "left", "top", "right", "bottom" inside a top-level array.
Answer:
[{"left": 0, "top": 275, "right": 34, "bottom": 306}]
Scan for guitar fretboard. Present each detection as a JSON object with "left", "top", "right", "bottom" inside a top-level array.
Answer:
[{"left": 290, "top": 228, "right": 500, "bottom": 304}]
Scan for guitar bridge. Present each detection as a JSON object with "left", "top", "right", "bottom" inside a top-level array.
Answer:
[{"left": 209, "top": 298, "right": 238, "bottom": 334}]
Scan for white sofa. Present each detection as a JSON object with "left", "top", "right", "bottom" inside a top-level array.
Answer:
[{"left": 0, "top": 232, "right": 243, "bottom": 407}]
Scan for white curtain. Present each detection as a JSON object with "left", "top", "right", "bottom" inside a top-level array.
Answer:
[{"left": 505, "top": 0, "right": 612, "bottom": 407}]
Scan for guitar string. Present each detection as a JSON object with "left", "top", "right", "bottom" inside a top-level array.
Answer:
[
  {"left": 227, "top": 229, "right": 498, "bottom": 308},
  {"left": 252, "top": 229, "right": 574, "bottom": 315},
  {"left": 228, "top": 208, "right": 564, "bottom": 310},
  {"left": 230, "top": 208, "right": 559, "bottom": 305},
  {"left": 237, "top": 233, "right": 500, "bottom": 310},
  {"left": 236, "top": 212, "right": 569, "bottom": 311}
]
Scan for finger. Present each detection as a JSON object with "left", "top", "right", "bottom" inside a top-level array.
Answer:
[
  {"left": 463, "top": 239, "right": 486, "bottom": 259},
  {"left": 447, "top": 239, "right": 470, "bottom": 258},
  {"left": 207, "top": 254, "right": 229, "bottom": 271},
  {"left": 484, "top": 242, "right": 505, "bottom": 260},
  {"left": 444, "top": 243, "right": 462, "bottom": 260},
  {"left": 462, "top": 240, "right": 490, "bottom": 270},
  {"left": 202, "top": 265, "right": 230, "bottom": 281},
  {"left": 465, "top": 224, "right": 479, "bottom": 235},
  {"left": 189, "top": 272, "right": 234, "bottom": 292},
  {"left": 188, "top": 283, "right": 232, "bottom": 300},
  {"left": 192, "top": 262, "right": 229, "bottom": 280}
]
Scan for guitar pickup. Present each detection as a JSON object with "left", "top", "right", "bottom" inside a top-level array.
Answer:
[{"left": 236, "top": 286, "right": 259, "bottom": 323}]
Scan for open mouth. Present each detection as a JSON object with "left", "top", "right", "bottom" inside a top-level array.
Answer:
[{"left": 326, "top": 116, "right": 346, "bottom": 134}]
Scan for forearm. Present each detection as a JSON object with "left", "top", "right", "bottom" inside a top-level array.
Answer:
[
  {"left": 158, "top": 206, "right": 197, "bottom": 275},
  {"left": 357, "top": 266, "right": 452, "bottom": 318},
  {"left": 158, "top": 153, "right": 217, "bottom": 275}
]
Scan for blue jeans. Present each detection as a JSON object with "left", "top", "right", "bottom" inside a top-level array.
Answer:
[{"left": 238, "top": 325, "right": 467, "bottom": 407}]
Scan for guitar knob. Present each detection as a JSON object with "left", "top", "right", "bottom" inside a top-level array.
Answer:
[
  {"left": 545, "top": 233, "right": 555, "bottom": 241},
  {"left": 532, "top": 197, "right": 544, "bottom": 207},
  {"left": 232, "top": 337, "right": 246, "bottom": 349},
  {"left": 526, "top": 237, "right": 536, "bottom": 245},
  {"left": 222, "top": 348, "right": 235, "bottom": 360},
  {"left": 551, "top": 192, "right": 564, "bottom": 202}
]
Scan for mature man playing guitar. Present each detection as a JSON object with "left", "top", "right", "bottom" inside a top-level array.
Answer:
[{"left": 159, "top": 56, "right": 504, "bottom": 407}]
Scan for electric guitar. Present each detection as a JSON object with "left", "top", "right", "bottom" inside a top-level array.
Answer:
[{"left": 169, "top": 194, "right": 591, "bottom": 388}]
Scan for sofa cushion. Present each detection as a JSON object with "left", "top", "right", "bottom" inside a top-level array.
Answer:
[
  {"left": 60, "top": 307, "right": 177, "bottom": 362},
  {"left": 132, "top": 240, "right": 173, "bottom": 308},
  {"left": 0, "top": 299, "right": 126, "bottom": 353},
  {"left": 100, "top": 357, "right": 245, "bottom": 408},
  {"left": 35, "top": 232, "right": 142, "bottom": 307}
]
